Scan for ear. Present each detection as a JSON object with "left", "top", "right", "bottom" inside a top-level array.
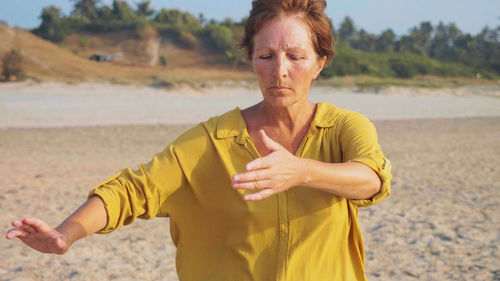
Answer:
[{"left": 314, "top": 55, "right": 327, "bottom": 79}]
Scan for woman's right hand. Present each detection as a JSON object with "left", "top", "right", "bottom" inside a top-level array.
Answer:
[{"left": 5, "top": 218, "right": 69, "bottom": 255}]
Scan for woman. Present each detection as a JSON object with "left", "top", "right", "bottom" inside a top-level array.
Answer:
[{"left": 6, "top": 0, "right": 391, "bottom": 280}]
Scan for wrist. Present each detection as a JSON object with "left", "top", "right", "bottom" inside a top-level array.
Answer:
[
  {"left": 55, "top": 221, "right": 80, "bottom": 248},
  {"left": 55, "top": 224, "right": 71, "bottom": 245},
  {"left": 298, "top": 157, "right": 312, "bottom": 186}
]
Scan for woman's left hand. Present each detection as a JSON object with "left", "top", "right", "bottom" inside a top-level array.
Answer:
[{"left": 232, "top": 130, "right": 306, "bottom": 201}]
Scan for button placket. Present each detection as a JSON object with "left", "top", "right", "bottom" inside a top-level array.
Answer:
[{"left": 276, "top": 191, "right": 290, "bottom": 281}]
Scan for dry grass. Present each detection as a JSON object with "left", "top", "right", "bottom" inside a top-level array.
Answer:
[{"left": 0, "top": 25, "right": 254, "bottom": 86}]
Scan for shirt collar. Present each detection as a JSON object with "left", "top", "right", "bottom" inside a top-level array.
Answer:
[
  {"left": 215, "top": 102, "right": 337, "bottom": 143},
  {"left": 312, "top": 102, "right": 337, "bottom": 128},
  {"left": 215, "top": 107, "right": 248, "bottom": 144}
]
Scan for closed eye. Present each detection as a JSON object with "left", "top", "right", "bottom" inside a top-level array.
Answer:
[{"left": 287, "top": 54, "right": 303, "bottom": 61}]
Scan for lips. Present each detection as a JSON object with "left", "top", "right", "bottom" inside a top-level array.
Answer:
[{"left": 269, "top": 86, "right": 291, "bottom": 90}]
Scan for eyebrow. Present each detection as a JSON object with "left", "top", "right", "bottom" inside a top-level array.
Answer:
[{"left": 254, "top": 46, "right": 305, "bottom": 52}]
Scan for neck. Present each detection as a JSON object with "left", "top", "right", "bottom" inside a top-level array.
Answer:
[
  {"left": 257, "top": 99, "right": 316, "bottom": 132},
  {"left": 242, "top": 99, "right": 317, "bottom": 154}
]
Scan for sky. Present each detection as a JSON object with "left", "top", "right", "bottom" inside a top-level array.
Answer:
[{"left": 0, "top": 0, "right": 498, "bottom": 36}]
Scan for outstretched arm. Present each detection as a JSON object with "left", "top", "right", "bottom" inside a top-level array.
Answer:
[{"left": 5, "top": 196, "right": 107, "bottom": 254}]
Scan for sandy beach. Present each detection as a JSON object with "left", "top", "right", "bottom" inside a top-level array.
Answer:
[
  {"left": 1, "top": 82, "right": 500, "bottom": 128},
  {"left": 1, "top": 83, "right": 499, "bottom": 280}
]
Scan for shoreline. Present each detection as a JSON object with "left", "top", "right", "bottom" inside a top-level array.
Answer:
[{"left": 1, "top": 82, "right": 500, "bottom": 128}]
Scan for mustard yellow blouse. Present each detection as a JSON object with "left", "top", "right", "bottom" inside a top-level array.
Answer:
[{"left": 88, "top": 102, "right": 391, "bottom": 281}]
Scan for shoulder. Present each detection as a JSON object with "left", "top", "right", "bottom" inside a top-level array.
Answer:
[
  {"left": 171, "top": 107, "right": 242, "bottom": 149},
  {"left": 315, "top": 102, "right": 373, "bottom": 131}
]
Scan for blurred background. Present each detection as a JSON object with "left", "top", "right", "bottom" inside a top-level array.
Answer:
[{"left": 0, "top": 0, "right": 498, "bottom": 86}]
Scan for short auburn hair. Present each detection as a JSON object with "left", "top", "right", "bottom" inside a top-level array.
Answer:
[{"left": 240, "top": 0, "right": 335, "bottom": 63}]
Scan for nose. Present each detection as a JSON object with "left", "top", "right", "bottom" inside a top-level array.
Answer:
[{"left": 273, "top": 54, "right": 288, "bottom": 79}]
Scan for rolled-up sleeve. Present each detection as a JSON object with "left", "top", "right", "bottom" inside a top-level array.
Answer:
[
  {"left": 88, "top": 143, "right": 187, "bottom": 234},
  {"left": 339, "top": 112, "right": 392, "bottom": 208}
]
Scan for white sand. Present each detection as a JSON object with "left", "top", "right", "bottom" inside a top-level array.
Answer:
[
  {"left": 1, "top": 82, "right": 499, "bottom": 128},
  {"left": 1, "top": 118, "right": 499, "bottom": 281}
]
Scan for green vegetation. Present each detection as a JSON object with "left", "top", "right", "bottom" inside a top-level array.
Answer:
[
  {"left": 31, "top": 1, "right": 499, "bottom": 79},
  {"left": 1, "top": 49, "right": 25, "bottom": 81},
  {"left": 322, "top": 44, "right": 487, "bottom": 79},
  {"left": 324, "top": 17, "right": 499, "bottom": 79},
  {"left": 79, "top": 36, "right": 91, "bottom": 48},
  {"left": 154, "top": 9, "right": 201, "bottom": 31},
  {"left": 33, "top": 6, "right": 70, "bottom": 42},
  {"left": 159, "top": 55, "right": 167, "bottom": 67}
]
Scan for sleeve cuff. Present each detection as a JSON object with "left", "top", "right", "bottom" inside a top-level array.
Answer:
[
  {"left": 348, "top": 157, "right": 392, "bottom": 208},
  {"left": 87, "top": 172, "right": 121, "bottom": 234}
]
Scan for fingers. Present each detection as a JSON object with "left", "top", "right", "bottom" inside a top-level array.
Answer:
[
  {"left": 7, "top": 218, "right": 46, "bottom": 238},
  {"left": 22, "top": 218, "right": 51, "bottom": 233},
  {"left": 7, "top": 218, "right": 51, "bottom": 239},
  {"left": 7, "top": 219, "right": 37, "bottom": 239},
  {"left": 6, "top": 227, "right": 29, "bottom": 239},
  {"left": 233, "top": 169, "right": 272, "bottom": 183},
  {"left": 246, "top": 157, "right": 270, "bottom": 171},
  {"left": 258, "top": 129, "right": 283, "bottom": 152},
  {"left": 243, "top": 189, "right": 275, "bottom": 201},
  {"left": 11, "top": 220, "right": 23, "bottom": 227},
  {"left": 232, "top": 179, "right": 274, "bottom": 190},
  {"left": 11, "top": 218, "right": 48, "bottom": 231},
  {"left": 20, "top": 224, "right": 38, "bottom": 235},
  {"left": 8, "top": 219, "right": 38, "bottom": 237}
]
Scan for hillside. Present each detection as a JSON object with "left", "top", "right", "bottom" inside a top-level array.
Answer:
[
  {"left": 0, "top": 24, "right": 254, "bottom": 85},
  {"left": 60, "top": 27, "right": 235, "bottom": 68},
  {"left": 1, "top": 24, "right": 497, "bottom": 89},
  {"left": 5, "top": 1, "right": 497, "bottom": 88}
]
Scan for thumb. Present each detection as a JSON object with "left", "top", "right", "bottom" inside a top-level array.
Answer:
[{"left": 258, "top": 129, "right": 283, "bottom": 152}]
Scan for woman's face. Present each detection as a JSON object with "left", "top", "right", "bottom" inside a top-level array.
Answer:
[{"left": 252, "top": 15, "right": 326, "bottom": 108}]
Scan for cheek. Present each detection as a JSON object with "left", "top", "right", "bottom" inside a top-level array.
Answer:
[
  {"left": 253, "top": 60, "right": 269, "bottom": 81},
  {"left": 290, "top": 63, "right": 316, "bottom": 82}
]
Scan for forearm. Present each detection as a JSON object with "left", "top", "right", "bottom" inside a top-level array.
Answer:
[
  {"left": 300, "top": 158, "right": 381, "bottom": 200},
  {"left": 55, "top": 196, "right": 108, "bottom": 246}
]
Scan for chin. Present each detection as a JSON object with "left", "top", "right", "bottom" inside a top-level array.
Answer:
[{"left": 262, "top": 94, "right": 298, "bottom": 108}]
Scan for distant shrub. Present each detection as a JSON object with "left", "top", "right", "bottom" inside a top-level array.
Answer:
[
  {"left": 79, "top": 36, "right": 91, "bottom": 48},
  {"left": 33, "top": 6, "right": 69, "bottom": 42},
  {"left": 322, "top": 45, "right": 374, "bottom": 77},
  {"left": 154, "top": 9, "right": 201, "bottom": 32},
  {"left": 320, "top": 43, "right": 494, "bottom": 79},
  {"left": 112, "top": 0, "right": 138, "bottom": 22},
  {"left": 325, "top": 55, "right": 369, "bottom": 76},
  {"left": 205, "top": 25, "right": 233, "bottom": 51},
  {"left": 64, "top": 15, "right": 90, "bottom": 33},
  {"left": 81, "top": 19, "right": 147, "bottom": 34},
  {"left": 178, "top": 31, "right": 198, "bottom": 49},
  {"left": 2, "top": 49, "right": 25, "bottom": 81},
  {"left": 225, "top": 50, "right": 246, "bottom": 67},
  {"left": 389, "top": 58, "right": 417, "bottom": 78},
  {"left": 159, "top": 55, "right": 167, "bottom": 66},
  {"left": 156, "top": 27, "right": 198, "bottom": 49}
]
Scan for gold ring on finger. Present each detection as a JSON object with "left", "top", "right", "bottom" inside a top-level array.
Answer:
[{"left": 254, "top": 180, "right": 260, "bottom": 189}]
